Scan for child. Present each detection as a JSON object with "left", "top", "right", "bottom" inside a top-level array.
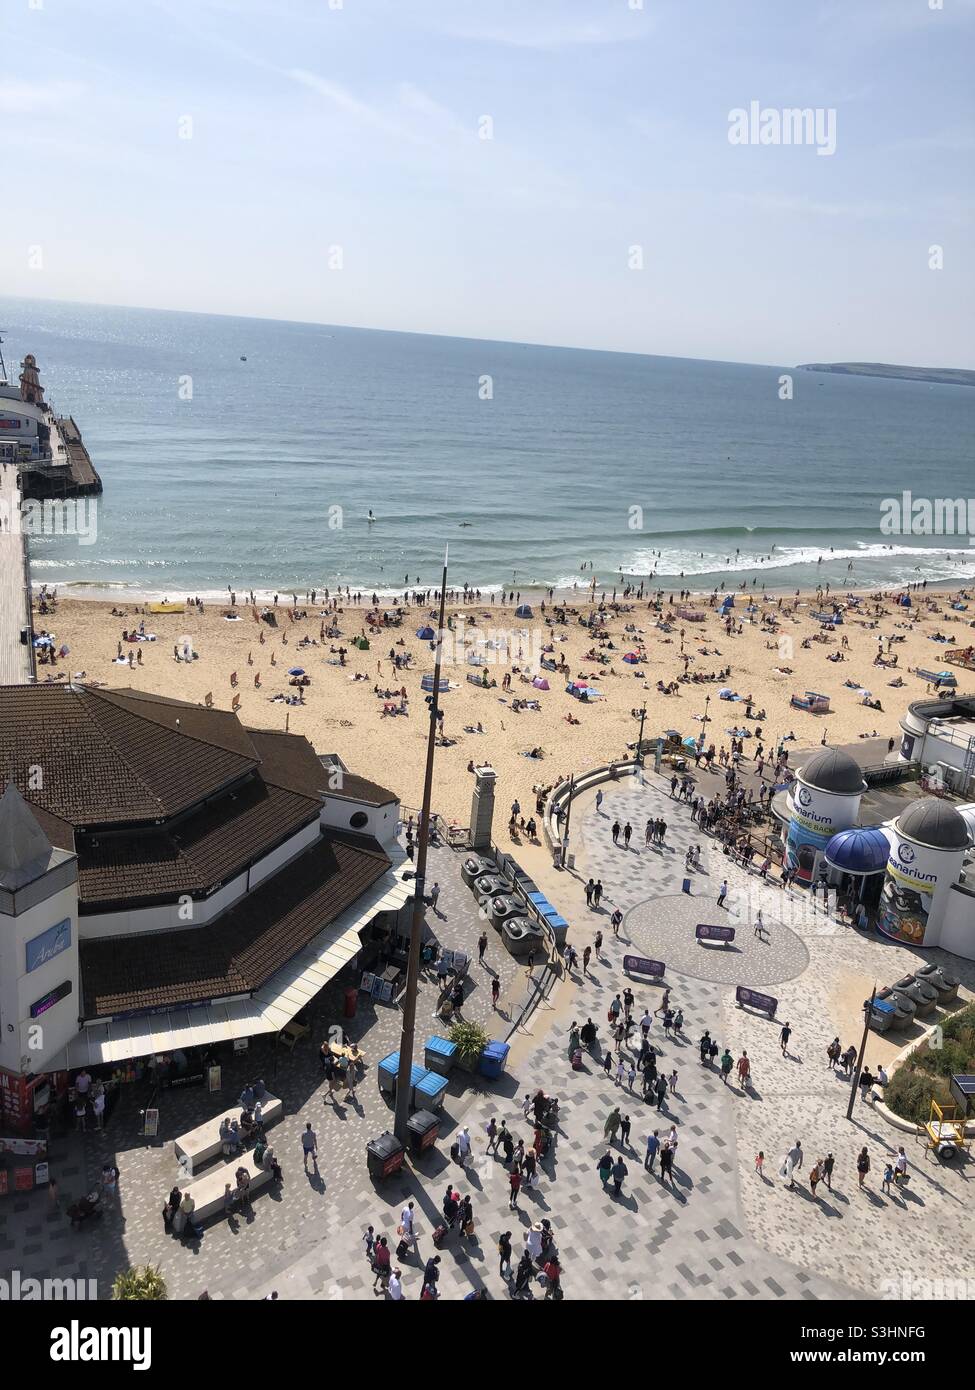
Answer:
[
  {"left": 363, "top": 1225, "right": 376, "bottom": 1260},
  {"left": 615, "top": 1058, "right": 626, "bottom": 1087},
  {"left": 669, "top": 1069, "right": 678, "bottom": 1095},
  {"left": 882, "top": 1163, "right": 893, "bottom": 1195},
  {"left": 627, "top": 1063, "right": 636, "bottom": 1092},
  {"left": 755, "top": 1151, "right": 765, "bottom": 1176},
  {"left": 603, "top": 1052, "right": 613, "bottom": 1077}
]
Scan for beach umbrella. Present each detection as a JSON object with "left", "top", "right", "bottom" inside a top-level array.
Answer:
[
  {"left": 416, "top": 626, "right": 436, "bottom": 640},
  {"left": 514, "top": 603, "right": 533, "bottom": 618},
  {"left": 532, "top": 676, "right": 550, "bottom": 690},
  {"left": 718, "top": 687, "right": 733, "bottom": 696},
  {"left": 287, "top": 666, "right": 305, "bottom": 676},
  {"left": 622, "top": 653, "right": 640, "bottom": 664},
  {"left": 421, "top": 674, "right": 449, "bottom": 693}
]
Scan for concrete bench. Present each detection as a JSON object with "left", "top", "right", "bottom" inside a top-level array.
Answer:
[
  {"left": 177, "top": 1152, "right": 273, "bottom": 1223},
  {"left": 174, "top": 1092, "right": 283, "bottom": 1172}
]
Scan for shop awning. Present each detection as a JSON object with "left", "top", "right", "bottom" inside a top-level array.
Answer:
[
  {"left": 823, "top": 826, "right": 891, "bottom": 876},
  {"left": 57, "top": 855, "right": 413, "bottom": 1068}
]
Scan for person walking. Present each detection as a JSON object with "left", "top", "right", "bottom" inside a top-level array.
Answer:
[
  {"left": 610, "top": 908, "right": 623, "bottom": 936},
  {"left": 387, "top": 1269, "right": 404, "bottom": 1301},
  {"left": 611, "top": 1156, "right": 629, "bottom": 1196},
  {"left": 654, "top": 1073, "right": 667, "bottom": 1110},
  {"left": 668, "top": 1068, "right": 678, "bottom": 1095},
  {"left": 645, "top": 1131, "right": 660, "bottom": 1172},
  {"left": 717, "top": 879, "right": 728, "bottom": 908},
  {"left": 779, "top": 1021, "right": 792, "bottom": 1057},
  {"left": 826, "top": 1037, "right": 841, "bottom": 1069},
  {"left": 478, "top": 932, "right": 488, "bottom": 964},
  {"left": 429, "top": 882, "right": 441, "bottom": 912},
  {"left": 508, "top": 1167, "right": 522, "bottom": 1209},
  {"left": 822, "top": 1151, "right": 835, "bottom": 1191},
  {"left": 720, "top": 1049, "right": 734, "bottom": 1084},
  {"left": 619, "top": 1114, "right": 632, "bottom": 1147},
  {"left": 593, "top": 881, "right": 603, "bottom": 909},
  {"left": 894, "top": 1146, "right": 909, "bottom": 1187},
  {"left": 856, "top": 1147, "right": 870, "bottom": 1190},
  {"left": 612, "top": 820, "right": 621, "bottom": 845},
  {"left": 585, "top": 878, "right": 595, "bottom": 906},
  {"left": 603, "top": 1106, "right": 622, "bottom": 1145},
  {"left": 809, "top": 1160, "right": 821, "bottom": 1198},
  {"left": 659, "top": 1141, "right": 675, "bottom": 1186},
  {"left": 301, "top": 1123, "right": 318, "bottom": 1174},
  {"left": 597, "top": 1151, "right": 613, "bottom": 1187},
  {"left": 491, "top": 977, "right": 501, "bottom": 1010},
  {"left": 498, "top": 1230, "right": 513, "bottom": 1280},
  {"left": 736, "top": 1052, "right": 751, "bottom": 1088},
  {"left": 699, "top": 1030, "right": 712, "bottom": 1065},
  {"left": 455, "top": 1126, "right": 472, "bottom": 1167},
  {"left": 582, "top": 945, "right": 592, "bottom": 974},
  {"left": 485, "top": 1118, "right": 499, "bottom": 1154},
  {"left": 623, "top": 823, "right": 632, "bottom": 848}
]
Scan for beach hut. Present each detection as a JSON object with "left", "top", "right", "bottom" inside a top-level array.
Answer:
[
  {"left": 416, "top": 626, "right": 436, "bottom": 640},
  {"left": 532, "top": 676, "right": 550, "bottom": 690},
  {"left": 514, "top": 604, "right": 533, "bottom": 619},
  {"left": 421, "top": 674, "right": 450, "bottom": 693}
]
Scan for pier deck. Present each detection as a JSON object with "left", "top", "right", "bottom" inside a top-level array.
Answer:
[{"left": 0, "top": 463, "right": 34, "bottom": 684}]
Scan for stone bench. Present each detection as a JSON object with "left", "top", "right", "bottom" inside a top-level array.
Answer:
[
  {"left": 174, "top": 1092, "right": 283, "bottom": 1172},
  {"left": 177, "top": 1151, "right": 274, "bottom": 1223}
]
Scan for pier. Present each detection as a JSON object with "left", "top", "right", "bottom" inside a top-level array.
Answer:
[{"left": 0, "top": 462, "right": 35, "bottom": 684}]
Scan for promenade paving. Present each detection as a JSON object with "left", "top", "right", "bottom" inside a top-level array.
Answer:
[{"left": 1, "top": 776, "right": 971, "bottom": 1301}]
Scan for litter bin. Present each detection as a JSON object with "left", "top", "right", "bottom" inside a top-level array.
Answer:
[
  {"left": 344, "top": 986, "right": 359, "bottom": 1019},
  {"left": 406, "top": 1108, "right": 441, "bottom": 1158},
  {"left": 479, "top": 1041, "right": 510, "bottom": 1080},
  {"left": 424, "top": 1035, "right": 458, "bottom": 1075},
  {"left": 366, "top": 1132, "right": 405, "bottom": 1180},
  {"left": 413, "top": 1069, "right": 448, "bottom": 1113},
  {"left": 378, "top": 1051, "right": 399, "bottom": 1094}
]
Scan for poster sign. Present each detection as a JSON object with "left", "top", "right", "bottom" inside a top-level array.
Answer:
[
  {"left": 0, "top": 1137, "right": 48, "bottom": 1195},
  {"left": 360, "top": 972, "right": 375, "bottom": 995},
  {"left": 623, "top": 955, "right": 665, "bottom": 978},
  {"left": 378, "top": 981, "right": 394, "bottom": 1003},
  {"left": 143, "top": 1109, "right": 159, "bottom": 1137},
  {"left": 233, "top": 1038, "right": 249, "bottom": 1053},
  {"left": 696, "top": 923, "right": 736, "bottom": 943},
  {"left": 25, "top": 919, "right": 72, "bottom": 974},
  {"left": 736, "top": 986, "right": 778, "bottom": 1018},
  {"left": 207, "top": 1065, "right": 222, "bottom": 1093},
  {"left": 29, "top": 979, "right": 72, "bottom": 1019}
]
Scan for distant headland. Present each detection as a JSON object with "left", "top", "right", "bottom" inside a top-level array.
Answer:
[{"left": 798, "top": 362, "right": 975, "bottom": 388}]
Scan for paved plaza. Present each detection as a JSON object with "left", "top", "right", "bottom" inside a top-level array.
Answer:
[{"left": 1, "top": 775, "right": 972, "bottom": 1301}]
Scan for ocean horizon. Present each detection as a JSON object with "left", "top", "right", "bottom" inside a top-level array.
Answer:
[{"left": 4, "top": 294, "right": 974, "bottom": 601}]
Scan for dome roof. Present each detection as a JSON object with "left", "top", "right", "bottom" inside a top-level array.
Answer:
[
  {"left": 798, "top": 747, "right": 866, "bottom": 795},
  {"left": 823, "top": 827, "right": 890, "bottom": 875},
  {"left": 896, "top": 798, "right": 971, "bottom": 851}
]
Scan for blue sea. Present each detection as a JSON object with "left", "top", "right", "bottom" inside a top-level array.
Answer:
[{"left": 4, "top": 295, "right": 974, "bottom": 600}]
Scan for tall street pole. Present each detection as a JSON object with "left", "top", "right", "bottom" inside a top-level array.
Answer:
[
  {"left": 636, "top": 704, "right": 647, "bottom": 767},
  {"left": 847, "top": 983, "right": 876, "bottom": 1122},
  {"left": 559, "top": 773, "right": 575, "bottom": 868},
  {"left": 393, "top": 550, "right": 449, "bottom": 1146}
]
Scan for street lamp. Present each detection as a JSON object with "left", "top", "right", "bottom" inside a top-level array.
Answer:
[
  {"left": 634, "top": 704, "right": 647, "bottom": 766},
  {"left": 393, "top": 549, "right": 449, "bottom": 1146},
  {"left": 559, "top": 773, "right": 575, "bottom": 868},
  {"left": 698, "top": 694, "right": 711, "bottom": 750}
]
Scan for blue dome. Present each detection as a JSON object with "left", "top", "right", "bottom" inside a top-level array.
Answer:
[{"left": 823, "top": 827, "right": 890, "bottom": 875}]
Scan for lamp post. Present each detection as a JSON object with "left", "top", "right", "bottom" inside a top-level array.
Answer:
[
  {"left": 847, "top": 984, "right": 876, "bottom": 1122},
  {"left": 393, "top": 550, "right": 449, "bottom": 1146},
  {"left": 635, "top": 704, "right": 647, "bottom": 767},
  {"left": 698, "top": 694, "right": 711, "bottom": 750},
  {"left": 559, "top": 773, "right": 575, "bottom": 868}
]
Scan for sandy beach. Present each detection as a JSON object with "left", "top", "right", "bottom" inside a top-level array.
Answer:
[{"left": 32, "top": 584, "right": 975, "bottom": 825}]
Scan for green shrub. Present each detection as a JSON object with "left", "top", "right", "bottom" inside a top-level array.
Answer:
[
  {"left": 448, "top": 1020, "right": 488, "bottom": 1058},
  {"left": 885, "top": 1065, "right": 954, "bottom": 1125},
  {"left": 112, "top": 1265, "right": 168, "bottom": 1301}
]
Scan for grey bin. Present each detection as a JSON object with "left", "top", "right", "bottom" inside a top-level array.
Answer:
[
  {"left": 893, "top": 975, "right": 939, "bottom": 1016},
  {"left": 461, "top": 855, "right": 496, "bottom": 888},
  {"left": 914, "top": 964, "right": 960, "bottom": 1004},
  {"left": 875, "top": 987, "right": 917, "bottom": 1025},
  {"left": 489, "top": 895, "right": 525, "bottom": 931},
  {"left": 471, "top": 873, "right": 507, "bottom": 900},
  {"left": 502, "top": 917, "right": 546, "bottom": 957}
]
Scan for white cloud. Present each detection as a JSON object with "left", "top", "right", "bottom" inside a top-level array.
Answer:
[{"left": 0, "top": 80, "right": 84, "bottom": 114}]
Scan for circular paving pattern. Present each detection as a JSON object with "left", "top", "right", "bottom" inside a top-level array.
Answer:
[{"left": 622, "top": 892, "right": 809, "bottom": 986}]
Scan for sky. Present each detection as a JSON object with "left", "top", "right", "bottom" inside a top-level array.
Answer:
[{"left": 1, "top": 0, "right": 973, "bottom": 365}]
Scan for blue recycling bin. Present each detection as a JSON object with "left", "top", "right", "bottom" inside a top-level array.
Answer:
[
  {"left": 413, "top": 1069, "right": 449, "bottom": 1113},
  {"left": 378, "top": 1051, "right": 425, "bottom": 1095},
  {"left": 479, "top": 1041, "right": 510, "bottom": 1079},
  {"left": 424, "top": 1035, "right": 458, "bottom": 1076}
]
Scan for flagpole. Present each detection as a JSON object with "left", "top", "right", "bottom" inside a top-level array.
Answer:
[{"left": 393, "top": 547, "right": 449, "bottom": 1145}]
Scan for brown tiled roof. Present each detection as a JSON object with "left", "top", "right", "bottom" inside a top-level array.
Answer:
[
  {"left": 0, "top": 684, "right": 258, "bottom": 826},
  {"left": 323, "top": 768, "right": 398, "bottom": 807},
  {"left": 248, "top": 727, "right": 329, "bottom": 799},
  {"left": 80, "top": 832, "right": 391, "bottom": 1016},
  {"left": 76, "top": 780, "right": 319, "bottom": 907}
]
